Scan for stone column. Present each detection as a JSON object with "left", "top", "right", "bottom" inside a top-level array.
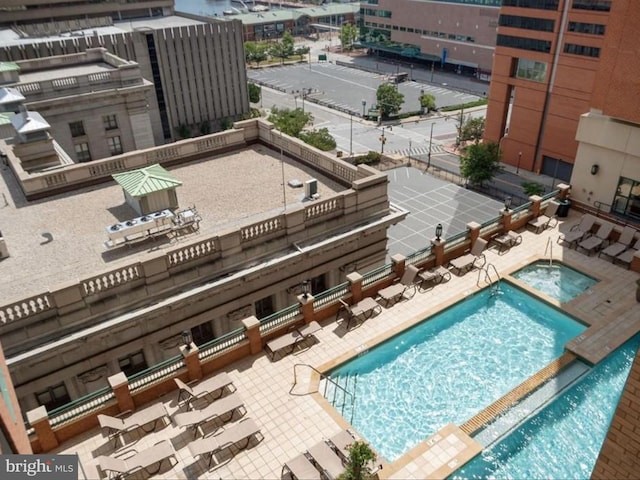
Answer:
[
  {"left": 390, "top": 254, "right": 406, "bottom": 278},
  {"left": 298, "top": 294, "right": 315, "bottom": 324},
  {"left": 501, "top": 209, "right": 513, "bottom": 232},
  {"left": 557, "top": 183, "right": 571, "bottom": 200},
  {"left": 431, "top": 238, "right": 445, "bottom": 267},
  {"left": 108, "top": 372, "right": 134, "bottom": 413},
  {"left": 347, "top": 272, "right": 363, "bottom": 303},
  {"left": 530, "top": 195, "right": 542, "bottom": 218},
  {"left": 27, "top": 406, "right": 58, "bottom": 452},
  {"left": 180, "top": 343, "right": 202, "bottom": 382},
  {"left": 467, "top": 221, "right": 481, "bottom": 247},
  {"left": 631, "top": 251, "right": 640, "bottom": 273},
  {"left": 242, "top": 316, "right": 262, "bottom": 355}
]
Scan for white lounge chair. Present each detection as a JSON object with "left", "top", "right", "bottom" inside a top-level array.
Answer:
[
  {"left": 337, "top": 297, "right": 382, "bottom": 330},
  {"left": 97, "top": 440, "right": 176, "bottom": 479},
  {"left": 97, "top": 403, "right": 169, "bottom": 447},
  {"left": 577, "top": 222, "right": 613, "bottom": 255},
  {"left": 527, "top": 201, "right": 559, "bottom": 233},
  {"left": 174, "top": 372, "right": 235, "bottom": 407},
  {"left": 418, "top": 265, "right": 451, "bottom": 290},
  {"left": 173, "top": 392, "right": 246, "bottom": 437},
  {"left": 265, "top": 321, "right": 322, "bottom": 361},
  {"left": 449, "top": 238, "right": 488, "bottom": 275},
  {"left": 377, "top": 265, "right": 419, "bottom": 306},
  {"left": 308, "top": 441, "right": 346, "bottom": 480},
  {"left": 492, "top": 230, "right": 523, "bottom": 253},
  {"left": 558, "top": 214, "right": 596, "bottom": 248},
  {"left": 282, "top": 453, "right": 322, "bottom": 480},
  {"left": 615, "top": 238, "right": 640, "bottom": 268},
  {"left": 599, "top": 226, "right": 637, "bottom": 260}
]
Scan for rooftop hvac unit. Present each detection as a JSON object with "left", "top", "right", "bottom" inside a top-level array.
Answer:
[{"left": 305, "top": 179, "right": 318, "bottom": 199}]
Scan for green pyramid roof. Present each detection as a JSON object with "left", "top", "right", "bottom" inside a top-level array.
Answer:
[{"left": 112, "top": 164, "right": 182, "bottom": 197}]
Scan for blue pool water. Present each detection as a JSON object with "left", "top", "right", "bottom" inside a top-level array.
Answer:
[
  {"left": 452, "top": 334, "right": 640, "bottom": 480},
  {"left": 512, "top": 261, "right": 598, "bottom": 303},
  {"left": 324, "top": 283, "right": 586, "bottom": 462}
]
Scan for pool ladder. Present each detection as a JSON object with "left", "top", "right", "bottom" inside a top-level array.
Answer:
[
  {"left": 477, "top": 263, "right": 501, "bottom": 295},
  {"left": 544, "top": 237, "right": 554, "bottom": 266},
  {"left": 291, "top": 363, "right": 356, "bottom": 424}
]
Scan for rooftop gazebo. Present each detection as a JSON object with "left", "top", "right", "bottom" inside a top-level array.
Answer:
[{"left": 112, "top": 163, "right": 182, "bottom": 215}]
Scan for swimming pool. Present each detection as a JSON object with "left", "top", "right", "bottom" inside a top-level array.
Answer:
[
  {"left": 512, "top": 261, "right": 598, "bottom": 303},
  {"left": 323, "top": 283, "right": 586, "bottom": 462},
  {"left": 451, "top": 334, "right": 640, "bottom": 479}
]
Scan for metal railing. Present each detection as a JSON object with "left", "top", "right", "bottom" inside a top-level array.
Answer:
[
  {"left": 47, "top": 386, "right": 115, "bottom": 428},
  {"left": 314, "top": 282, "right": 350, "bottom": 308},
  {"left": 199, "top": 327, "right": 247, "bottom": 361},
  {"left": 362, "top": 263, "right": 393, "bottom": 287},
  {"left": 406, "top": 244, "right": 432, "bottom": 266},
  {"left": 129, "top": 355, "right": 184, "bottom": 393},
  {"left": 259, "top": 304, "right": 302, "bottom": 334}
]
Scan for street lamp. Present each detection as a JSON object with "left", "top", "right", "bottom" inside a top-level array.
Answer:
[
  {"left": 410, "top": 64, "right": 413, "bottom": 81},
  {"left": 181, "top": 330, "right": 192, "bottom": 351},
  {"left": 516, "top": 151, "right": 522, "bottom": 175},
  {"left": 427, "top": 122, "right": 435, "bottom": 169},
  {"left": 301, "top": 280, "right": 310, "bottom": 299},
  {"left": 408, "top": 140, "right": 412, "bottom": 162},
  {"left": 504, "top": 196, "right": 512, "bottom": 213},
  {"left": 362, "top": 99, "right": 366, "bottom": 118},
  {"left": 379, "top": 127, "right": 387, "bottom": 154},
  {"left": 435, "top": 223, "right": 443, "bottom": 242}
]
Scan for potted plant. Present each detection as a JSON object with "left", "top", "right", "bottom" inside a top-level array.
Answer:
[{"left": 338, "top": 441, "right": 378, "bottom": 480}]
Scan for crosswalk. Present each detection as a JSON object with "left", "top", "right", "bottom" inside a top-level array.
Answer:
[{"left": 392, "top": 144, "right": 445, "bottom": 156}]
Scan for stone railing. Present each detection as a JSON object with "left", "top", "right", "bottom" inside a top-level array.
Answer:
[{"left": 25, "top": 191, "right": 588, "bottom": 453}]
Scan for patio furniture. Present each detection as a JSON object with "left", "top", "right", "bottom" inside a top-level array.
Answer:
[
  {"left": 376, "top": 265, "right": 419, "bottom": 306},
  {"left": 449, "top": 238, "right": 488, "bottom": 275},
  {"left": 173, "top": 392, "right": 246, "bottom": 437},
  {"left": 282, "top": 453, "right": 322, "bottom": 480},
  {"left": 327, "top": 430, "right": 381, "bottom": 475},
  {"left": 97, "top": 403, "right": 169, "bottom": 447},
  {"left": 337, "top": 297, "right": 382, "bottom": 330},
  {"left": 527, "top": 201, "right": 560, "bottom": 233},
  {"left": 188, "top": 417, "right": 263, "bottom": 469},
  {"left": 577, "top": 222, "right": 614, "bottom": 255},
  {"left": 308, "top": 440, "right": 346, "bottom": 480},
  {"left": 97, "top": 440, "right": 176, "bottom": 479},
  {"left": 615, "top": 238, "right": 640, "bottom": 268},
  {"left": 492, "top": 230, "right": 523, "bottom": 253},
  {"left": 265, "top": 321, "right": 322, "bottom": 361},
  {"left": 599, "top": 226, "right": 637, "bottom": 260},
  {"left": 557, "top": 214, "right": 596, "bottom": 248},
  {"left": 417, "top": 265, "right": 451, "bottom": 290},
  {"left": 174, "top": 372, "right": 235, "bottom": 408}
]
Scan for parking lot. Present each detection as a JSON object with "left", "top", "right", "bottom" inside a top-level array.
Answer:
[{"left": 248, "top": 62, "right": 482, "bottom": 116}]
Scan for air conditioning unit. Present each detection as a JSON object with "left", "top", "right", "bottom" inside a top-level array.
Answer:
[{"left": 305, "top": 179, "right": 318, "bottom": 199}]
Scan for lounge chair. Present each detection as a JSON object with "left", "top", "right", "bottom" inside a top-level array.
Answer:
[
  {"left": 417, "top": 265, "right": 451, "bottom": 290},
  {"left": 492, "top": 230, "right": 523, "bottom": 253},
  {"left": 577, "top": 222, "right": 613, "bottom": 255},
  {"left": 173, "top": 392, "right": 246, "bottom": 437},
  {"left": 265, "top": 321, "right": 322, "bottom": 361},
  {"left": 599, "top": 226, "right": 637, "bottom": 260},
  {"left": 557, "top": 214, "right": 596, "bottom": 248},
  {"left": 377, "top": 265, "right": 419, "bottom": 306},
  {"left": 327, "top": 430, "right": 381, "bottom": 475},
  {"left": 527, "top": 201, "right": 560, "bottom": 233},
  {"left": 188, "top": 417, "right": 263, "bottom": 469},
  {"left": 337, "top": 297, "right": 382, "bottom": 330},
  {"left": 282, "top": 453, "right": 322, "bottom": 480},
  {"left": 615, "top": 238, "right": 640, "bottom": 268},
  {"left": 175, "top": 372, "right": 236, "bottom": 407},
  {"left": 449, "top": 238, "right": 488, "bottom": 275},
  {"left": 308, "top": 441, "right": 346, "bottom": 480},
  {"left": 97, "top": 403, "right": 169, "bottom": 447},
  {"left": 97, "top": 440, "right": 176, "bottom": 479}
]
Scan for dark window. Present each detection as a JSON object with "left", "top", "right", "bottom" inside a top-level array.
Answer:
[
  {"left": 74, "top": 142, "right": 91, "bottom": 162},
  {"left": 69, "top": 121, "right": 85, "bottom": 138},
  {"left": 191, "top": 321, "right": 215, "bottom": 346},
  {"left": 103, "top": 114, "right": 118, "bottom": 130},
  {"left": 572, "top": 0, "right": 610, "bottom": 11},
  {"left": 35, "top": 383, "right": 70, "bottom": 412},
  {"left": 497, "top": 34, "right": 552, "bottom": 53},
  {"left": 499, "top": 15, "right": 555, "bottom": 32},
  {"left": 107, "top": 136, "right": 123, "bottom": 156},
  {"left": 567, "top": 22, "right": 605, "bottom": 35},
  {"left": 310, "top": 274, "right": 327, "bottom": 295},
  {"left": 255, "top": 295, "right": 275, "bottom": 319},
  {"left": 118, "top": 351, "right": 148, "bottom": 377},
  {"left": 564, "top": 43, "right": 600, "bottom": 57},
  {"left": 514, "top": 58, "right": 548, "bottom": 82},
  {"left": 501, "top": 0, "right": 559, "bottom": 9},
  {"left": 612, "top": 177, "right": 640, "bottom": 221}
]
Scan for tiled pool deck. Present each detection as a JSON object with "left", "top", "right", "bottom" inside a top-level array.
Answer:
[{"left": 58, "top": 213, "right": 640, "bottom": 480}]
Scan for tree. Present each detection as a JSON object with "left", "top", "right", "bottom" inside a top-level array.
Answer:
[
  {"left": 337, "top": 441, "right": 377, "bottom": 480},
  {"left": 339, "top": 24, "right": 359, "bottom": 51},
  {"left": 244, "top": 41, "right": 268, "bottom": 66},
  {"left": 248, "top": 83, "right": 261, "bottom": 104},
  {"left": 460, "top": 141, "right": 502, "bottom": 186},
  {"left": 294, "top": 45, "right": 310, "bottom": 60},
  {"left": 269, "top": 42, "right": 289, "bottom": 65},
  {"left": 281, "top": 31, "right": 295, "bottom": 57},
  {"left": 199, "top": 120, "right": 210, "bottom": 135},
  {"left": 376, "top": 83, "right": 404, "bottom": 119},
  {"left": 267, "top": 107, "right": 313, "bottom": 137},
  {"left": 419, "top": 93, "right": 436, "bottom": 113},
  {"left": 460, "top": 116, "right": 485, "bottom": 144},
  {"left": 176, "top": 123, "right": 191, "bottom": 139},
  {"left": 298, "top": 128, "right": 337, "bottom": 151},
  {"left": 521, "top": 181, "right": 545, "bottom": 196}
]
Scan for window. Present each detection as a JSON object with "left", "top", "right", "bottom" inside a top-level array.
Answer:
[
  {"left": 69, "top": 121, "right": 85, "bottom": 138},
  {"left": 255, "top": 295, "right": 274, "bottom": 319},
  {"left": 310, "top": 274, "right": 327, "bottom": 295},
  {"left": 572, "top": 0, "right": 610, "bottom": 11},
  {"left": 103, "top": 114, "right": 118, "bottom": 130},
  {"left": 514, "top": 58, "right": 548, "bottom": 82},
  {"left": 497, "top": 34, "right": 552, "bottom": 53},
  {"left": 567, "top": 22, "right": 605, "bottom": 35},
  {"left": 612, "top": 177, "right": 640, "bottom": 221},
  {"left": 118, "top": 351, "right": 148, "bottom": 377},
  {"left": 501, "top": 0, "right": 558, "bottom": 9},
  {"left": 74, "top": 142, "right": 91, "bottom": 162},
  {"left": 35, "top": 383, "right": 70, "bottom": 412},
  {"left": 564, "top": 43, "right": 600, "bottom": 57},
  {"left": 191, "top": 321, "right": 215, "bottom": 346},
  {"left": 499, "top": 15, "right": 555, "bottom": 32},
  {"left": 107, "top": 136, "right": 123, "bottom": 156}
]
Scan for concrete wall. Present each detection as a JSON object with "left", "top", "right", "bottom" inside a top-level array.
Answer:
[{"left": 0, "top": 341, "right": 32, "bottom": 454}]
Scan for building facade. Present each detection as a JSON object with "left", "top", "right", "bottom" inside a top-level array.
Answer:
[
  {"left": 0, "top": 340, "right": 31, "bottom": 454},
  {"left": 484, "top": 0, "right": 613, "bottom": 181},
  {"left": 358, "top": 0, "right": 500, "bottom": 78}
]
